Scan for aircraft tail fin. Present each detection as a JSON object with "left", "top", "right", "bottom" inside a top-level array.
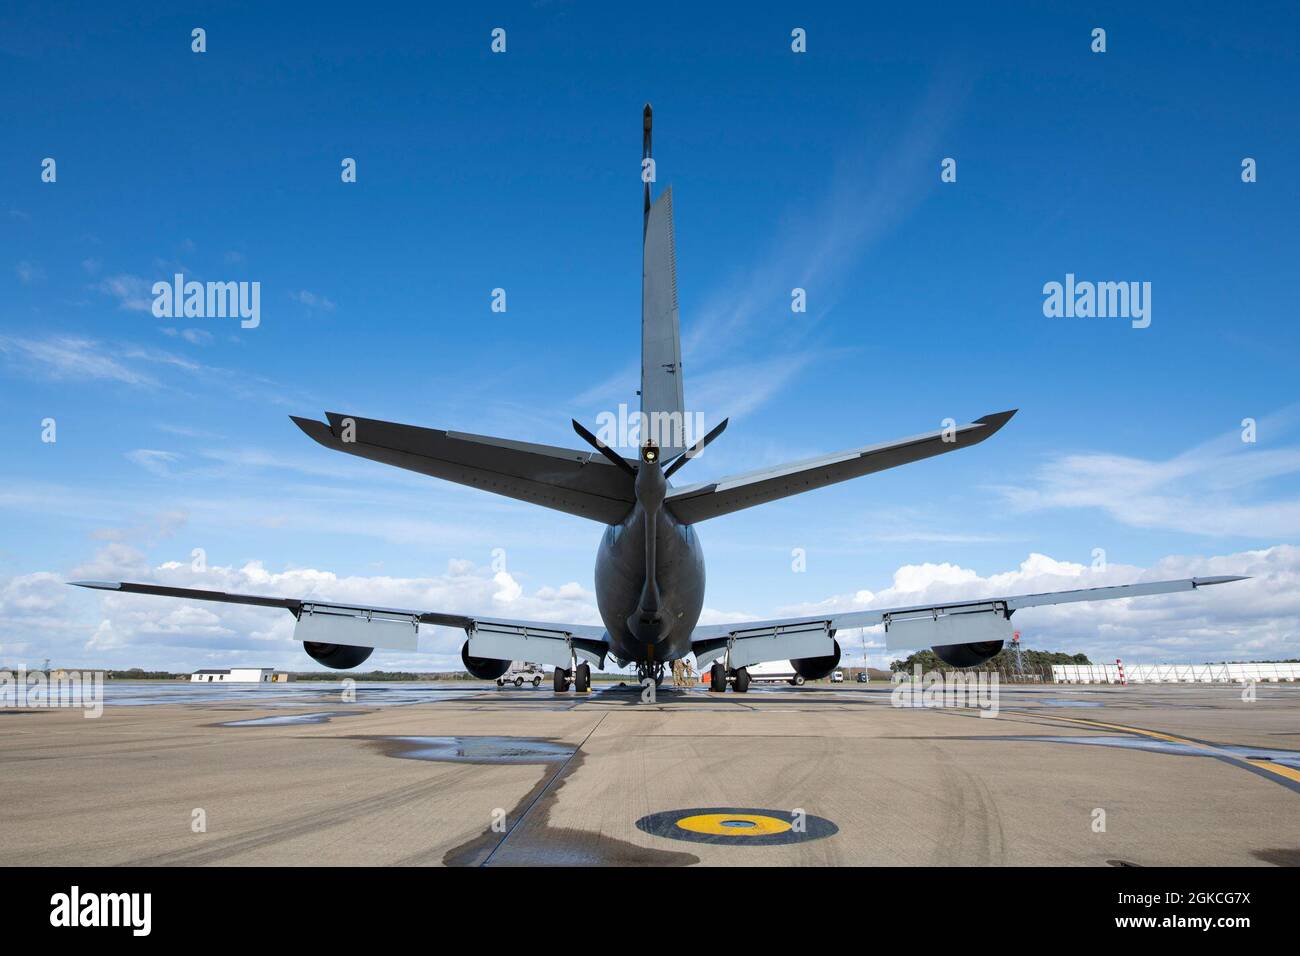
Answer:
[{"left": 640, "top": 105, "right": 686, "bottom": 456}]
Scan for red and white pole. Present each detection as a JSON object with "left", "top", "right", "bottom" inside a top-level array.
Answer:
[{"left": 1115, "top": 658, "right": 1127, "bottom": 686}]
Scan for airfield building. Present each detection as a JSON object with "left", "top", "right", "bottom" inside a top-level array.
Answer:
[{"left": 190, "top": 668, "right": 276, "bottom": 683}]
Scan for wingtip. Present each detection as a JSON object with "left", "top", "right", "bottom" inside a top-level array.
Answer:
[
  {"left": 1195, "top": 575, "right": 1251, "bottom": 587},
  {"left": 68, "top": 580, "right": 121, "bottom": 590},
  {"left": 292, "top": 413, "right": 341, "bottom": 447},
  {"left": 974, "top": 409, "right": 1018, "bottom": 429}
]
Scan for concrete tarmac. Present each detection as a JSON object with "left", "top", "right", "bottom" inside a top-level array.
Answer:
[{"left": 1, "top": 680, "right": 1297, "bottom": 866}]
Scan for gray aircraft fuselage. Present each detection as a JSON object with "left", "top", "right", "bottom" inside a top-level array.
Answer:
[{"left": 596, "top": 499, "right": 705, "bottom": 668}]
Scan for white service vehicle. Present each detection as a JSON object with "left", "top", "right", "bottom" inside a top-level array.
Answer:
[
  {"left": 497, "top": 662, "right": 546, "bottom": 687},
  {"left": 744, "top": 659, "right": 806, "bottom": 686},
  {"left": 831, "top": 670, "right": 844, "bottom": 683}
]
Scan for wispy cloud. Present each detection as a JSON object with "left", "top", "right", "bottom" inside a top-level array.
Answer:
[
  {"left": 688, "top": 351, "right": 823, "bottom": 420},
  {"left": 682, "top": 77, "right": 963, "bottom": 368},
  {"left": 124, "top": 449, "right": 183, "bottom": 477},
  {"left": 995, "top": 408, "right": 1300, "bottom": 537},
  {"left": 0, "top": 334, "right": 158, "bottom": 386},
  {"left": 94, "top": 273, "right": 153, "bottom": 311},
  {"left": 290, "top": 289, "right": 336, "bottom": 311},
  {"left": 15, "top": 260, "right": 44, "bottom": 284},
  {"left": 0, "top": 332, "right": 321, "bottom": 409},
  {"left": 573, "top": 77, "right": 963, "bottom": 430}
]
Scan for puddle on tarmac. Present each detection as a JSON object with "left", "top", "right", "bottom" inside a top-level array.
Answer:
[
  {"left": 219, "top": 711, "right": 363, "bottom": 727},
  {"left": 367, "top": 735, "right": 576, "bottom": 764},
  {"left": 97, "top": 681, "right": 487, "bottom": 708},
  {"left": 1036, "top": 698, "right": 1105, "bottom": 708},
  {"left": 980, "top": 734, "right": 1300, "bottom": 769}
]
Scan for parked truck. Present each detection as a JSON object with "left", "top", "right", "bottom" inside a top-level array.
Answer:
[{"left": 497, "top": 662, "right": 546, "bottom": 687}]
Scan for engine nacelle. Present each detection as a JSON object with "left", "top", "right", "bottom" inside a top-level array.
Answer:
[
  {"left": 461, "top": 641, "right": 511, "bottom": 680},
  {"left": 792, "top": 639, "right": 842, "bottom": 681},
  {"left": 932, "top": 640, "right": 1004, "bottom": 668},
  {"left": 303, "top": 641, "right": 374, "bottom": 670}
]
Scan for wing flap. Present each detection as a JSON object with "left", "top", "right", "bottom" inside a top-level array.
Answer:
[
  {"left": 295, "top": 604, "right": 420, "bottom": 651},
  {"left": 695, "top": 621, "right": 834, "bottom": 669}
]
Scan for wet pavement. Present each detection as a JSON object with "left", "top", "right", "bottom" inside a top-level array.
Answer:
[{"left": 2, "top": 680, "right": 1298, "bottom": 866}]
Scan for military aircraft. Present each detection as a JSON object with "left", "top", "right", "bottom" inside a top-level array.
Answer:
[{"left": 72, "top": 106, "right": 1244, "bottom": 693}]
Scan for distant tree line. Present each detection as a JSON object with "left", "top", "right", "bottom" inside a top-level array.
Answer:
[
  {"left": 890, "top": 647, "right": 1091, "bottom": 672},
  {"left": 107, "top": 668, "right": 179, "bottom": 680}
]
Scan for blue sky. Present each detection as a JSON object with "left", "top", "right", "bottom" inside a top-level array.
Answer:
[{"left": 2, "top": 2, "right": 1297, "bottom": 671}]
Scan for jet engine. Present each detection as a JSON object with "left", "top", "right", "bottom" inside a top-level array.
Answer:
[
  {"left": 303, "top": 641, "right": 374, "bottom": 670},
  {"left": 460, "top": 641, "right": 511, "bottom": 680},
  {"left": 932, "top": 640, "right": 1004, "bottom": 668},
  {"left": 792, "top": 638, "right": 842, "bottom": 681}
]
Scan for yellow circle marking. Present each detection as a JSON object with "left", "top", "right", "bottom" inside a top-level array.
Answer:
[{"left": 675, "top": 813, "right": 793, "bottom": 836}]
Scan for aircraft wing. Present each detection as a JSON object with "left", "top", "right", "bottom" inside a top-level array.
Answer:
[
  {"left": 665, "top": 411, "right": 1016, "bottom": 524},
  {"left": 690, "top": 575, "right": 1247, "bottom": 666},
  {"left": 291, "top": 413, "right": 637, "bottom": 524},
  {"left": 70, "top": 581, "right": 610, "bottom": 670}
]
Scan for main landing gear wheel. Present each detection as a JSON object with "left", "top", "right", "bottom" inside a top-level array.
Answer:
[
  {"left": 553, "top": 667, "right": 571, "bottom": 692},
  {"left": 732, "top": 667, "right": 751, "bottom": 693},
  {"left": 574, "top": 662, "right": 591, "bottom": 692},
  {"left": 709, "top": 662, "right": 727, "bottom": 693}
]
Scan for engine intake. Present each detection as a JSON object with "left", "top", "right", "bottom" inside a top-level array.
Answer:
[
  {"left": 461, "top": 641, "right": 511, "bottom": 680},
  {"left": 932, "top": 640, "right": 1004, "bottom": 668},
  {"left": 792, "top": 639, "right": 842, "bottom": 681},
  {"left": 303, "top": 641, "right": 374, "bottom": 670}
]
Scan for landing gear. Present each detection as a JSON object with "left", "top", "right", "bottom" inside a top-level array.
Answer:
[
  {"left": 709, "top": 662, "right": 727, "bottom": 693},
  {"left": 553, "top": 667, "right": 571, "bottom": 692},
  {"left": 574, "top": 662, "right": 591, "bottom": 692},
  {"left": 635, "top": 663, "right": 665, "bottom": 687},
  {"left": 732, "top": 666, "right": 751, "bottom": 693}
]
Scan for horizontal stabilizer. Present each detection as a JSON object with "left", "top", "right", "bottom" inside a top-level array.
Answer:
[
  {"left": 291, "top": 413, "right": 636, "bottom": 524},
  {"left": 667, "top": 410, "right": 1017, "bottom": 524}
]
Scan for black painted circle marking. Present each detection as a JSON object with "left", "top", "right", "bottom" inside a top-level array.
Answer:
[{"left": 635, "top": 807, "right": 838, "bottom": 846}]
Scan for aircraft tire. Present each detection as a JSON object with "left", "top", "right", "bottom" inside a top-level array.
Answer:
[{"left": 709, "top": 663, "right": 727, "bottom": 693}]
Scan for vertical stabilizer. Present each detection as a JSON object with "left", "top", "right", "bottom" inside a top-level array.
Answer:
[{"left": 640, "top": 105, "right": 686, "bottom": 457}]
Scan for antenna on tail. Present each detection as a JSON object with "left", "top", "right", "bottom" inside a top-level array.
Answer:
[{"left": 642, "top": 103, "right": 653, "bottom": 229}]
